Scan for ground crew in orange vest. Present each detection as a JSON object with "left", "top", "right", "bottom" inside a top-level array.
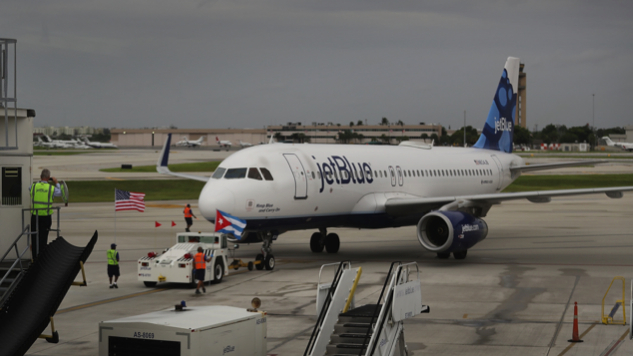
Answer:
[
  {"left": 184, "top": 204, "right": 197, "bottom": 232},
  {"left": 194, "top": 246, "right": 211, "bottom": 294}
]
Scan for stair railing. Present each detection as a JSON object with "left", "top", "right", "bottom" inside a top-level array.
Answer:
[
  {"left": 304, "top": 261, "right": 351, "bottom": 356},
  {"left": 356, "top": 261, "right": 401, "bottom": 356}
]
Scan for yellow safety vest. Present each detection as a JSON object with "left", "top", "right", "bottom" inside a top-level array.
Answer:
[
  {"left": 107, "top": 249, "right": 118, "bottom": 265},
  {"left": 30, "top": 182, "right": 54, "bottom": 216}
]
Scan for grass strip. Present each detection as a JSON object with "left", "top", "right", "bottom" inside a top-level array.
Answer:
[
  {"left": 502, "top": 174, "right": 633, "bottom": 192},
  {"left": 34, "top": 151, "right": 94, "bottom": 156},
  {"left": 100, "top": 161, "right": 221, "bottom": 173},
  {"left": 61, "top": 180, "right": 206, "bottom": 203}
]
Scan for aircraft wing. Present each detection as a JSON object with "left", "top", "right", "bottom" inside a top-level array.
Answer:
[
  {"left": 156, "top": 134, "right": 210, "bottom": 182},
  {"left": 384, "top": 186, "right": 633, "bottom": 216}
]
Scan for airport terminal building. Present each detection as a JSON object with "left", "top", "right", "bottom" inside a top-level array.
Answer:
[{"left": 110, "top": 123, "right": 444, "bottom": 147}]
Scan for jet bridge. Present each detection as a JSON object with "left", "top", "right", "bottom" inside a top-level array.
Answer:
[{"left": 304, "top": 261, "right": 429, "bottom": 356}]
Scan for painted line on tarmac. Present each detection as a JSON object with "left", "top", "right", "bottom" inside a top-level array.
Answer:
[
  {"left": 555, "top": 322, "right": 597, "bottom": 356},
  {"left": 56, "top": 288, "right": 168, "bottom": 314},
  {"left": 599, "top": 328, "right": 630, "bottom": 356}
]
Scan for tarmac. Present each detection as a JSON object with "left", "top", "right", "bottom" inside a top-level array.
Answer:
[{"left": 21, "top": 148, "right": 633, "bottom": 355}]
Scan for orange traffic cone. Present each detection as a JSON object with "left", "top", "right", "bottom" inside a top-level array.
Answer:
[{"left": 568, "top": 301, "right": 583, "bottom": 342}]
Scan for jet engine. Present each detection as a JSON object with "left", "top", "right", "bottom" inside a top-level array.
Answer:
[{"left": 417, "top": 211, "right": 488, "bottom": 257}]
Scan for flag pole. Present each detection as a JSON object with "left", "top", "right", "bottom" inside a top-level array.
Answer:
[{"left": 114, "top": 189, "right": 117, "bottom": 244}]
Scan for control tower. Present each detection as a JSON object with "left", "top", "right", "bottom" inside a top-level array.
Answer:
[
  {"left": 0, "top": 38, "right": 36, "bottom": 254},
  {"left": 515, "top": 62, "right": 526, "bottom": 128}
]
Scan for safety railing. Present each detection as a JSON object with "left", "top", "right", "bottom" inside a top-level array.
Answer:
[
  {"left": 356, "top": 261, "right": 401, "bottom": 356},
  {"left": 303, "top": 261, "right": 351, "bottom": 356}
]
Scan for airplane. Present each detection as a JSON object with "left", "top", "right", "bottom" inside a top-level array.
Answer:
[
  {"left": 602, "top": 136, "right": 633, "bottom": 152},
  {"left": 216, "top": 136, "right": 232, "bottom": 149},
  {"left": 176, "top": 136, "right": 205, "bottom": 148},
  {"left": 44, "top": 135, "right": 92, "bottom": 149},
  {"left": 156, "top": 57, "right": 633, "bottom": 263},
  {"left": 35, "top": 136, "right": 74, "bottom": 149},
  {"left": 82, "top": 137, "right": 118, "bottom": 149},
  {"left": 239, "top": 140, "right": 253, "bottom": 148}
]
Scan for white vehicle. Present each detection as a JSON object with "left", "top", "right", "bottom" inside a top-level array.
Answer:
[
  {"left": 156, "top": 57, "right": 633, "bottom": 262},
  {"left": 82, "top": 137, "right": 118, "bottom": 148},
  {"left": 138, "top": 232, "right": 273, "bottom": 287},
  {"left": 603, "top": 136, "right": 633, "bottom": 152},
  {"left": 176, "top": 136, "right": 204, "bottom": 147},
  {"left": 216, "top": 136, "right": 232, "bottom": 149}
]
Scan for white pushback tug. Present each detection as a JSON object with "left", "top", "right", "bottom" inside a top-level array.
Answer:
[{"left": 138, "top": 232, "right": 274, "bottom": 287}]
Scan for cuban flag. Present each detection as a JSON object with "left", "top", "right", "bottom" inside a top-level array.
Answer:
[{"left": 214, "top": 210, "right": 247, "bottom": 239}]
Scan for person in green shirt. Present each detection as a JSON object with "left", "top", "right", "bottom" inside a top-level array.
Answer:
[{"left": 107, "top": 243, "right": 120, "bottom": 288}]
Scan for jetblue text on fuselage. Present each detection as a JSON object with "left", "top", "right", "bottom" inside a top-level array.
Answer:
[
  {"left": 315, "top": 155, "right": 374, "bottom": 193},
  {"left": 494, "top": 117, "right": 512, "bottom": 134}
]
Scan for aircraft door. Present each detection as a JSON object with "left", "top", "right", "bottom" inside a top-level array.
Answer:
[
  {"left": 283, "top": 153, "right": 308, "bottom": 199},
  {"left": 490, "top": 155, "right": 504, "bottom": 191},
  {"left": 388, "top": 166, "right": 396, "bottom": 187},
  {"left": 396, "top": 166, "right": 403, "bottom": 186}
]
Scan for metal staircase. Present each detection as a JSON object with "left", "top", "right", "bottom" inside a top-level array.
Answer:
[{"left": 306, "top": 261, "right": 429, "bottom": 356}]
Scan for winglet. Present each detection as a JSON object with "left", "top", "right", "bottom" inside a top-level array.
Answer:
[
  {"left": 156, "top": 133, "right": 210, "bottom": 182},
  {"left": 157, "top": 133, "right": 172, "bottom": 171}
]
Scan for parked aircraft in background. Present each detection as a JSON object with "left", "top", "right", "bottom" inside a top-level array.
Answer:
[
  {"left": 82, "top": 137, "right": 118, "bottom": 149},
  {"left": 157, "top": 57, "right": 633, "bottom": 264},
  {"left": 603, "top": 136, "right": 633, "bottom": 152},
  {"left": 176, "top": 136, "right": 204, "bottom": 148},
  {"left": 35, "top": 135, "right": 91, "bottom": 149},
  {"left": 216, "top": 137, "right": 232, "bottom": 149},
  {"left": 239, "top": 140, "right": 253, "bottom": 148}
]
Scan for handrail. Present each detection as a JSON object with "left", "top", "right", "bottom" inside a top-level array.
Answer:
[
  {"left": 304, "top": 261, "right": 350, "bottom": 356},
  {"left": 365, "top": 264, "right": 406, "bottom": 356},
  {"left": 357, "top": 261, "right": 401, "bottom": 356},
  {"left": 0, "top": 225, "right": 32, "bottom": 309}
]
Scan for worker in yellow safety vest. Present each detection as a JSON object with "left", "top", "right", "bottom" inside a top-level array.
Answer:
[
  {"left": 194, "top": 246, "right": 211, "bottom": 294},
  {"left": 184, "top": 204, "right": 197, "bottom": 232},
  {"left": 29, "top": 168, "right": 62, "bottom": 258},
  {"left": 107, "top": 243, "right": 120, "bottom": 288}
]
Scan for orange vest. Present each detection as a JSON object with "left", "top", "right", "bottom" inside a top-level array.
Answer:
[
  {"left": 184, "top": 207, "right": 193, "bottom": 218},
  {"left": 194, "top": 252, "right": 206, "bottom": 269}
]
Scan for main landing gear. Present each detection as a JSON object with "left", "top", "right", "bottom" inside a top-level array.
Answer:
[
  {"left": 256, "top": 233, "right": 275, "bottom": 270},
  {"left": 310, "top": 228, "right": 340, "bottom": 253}
]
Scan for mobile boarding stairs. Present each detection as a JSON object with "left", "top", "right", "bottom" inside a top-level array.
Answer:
[{"left": 304, "top": 261, "right": 429, "bottom": 356}]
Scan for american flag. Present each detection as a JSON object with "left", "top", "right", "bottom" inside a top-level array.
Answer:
[{"left": 115, "top": 189, "right": 146, "bottom": 212}]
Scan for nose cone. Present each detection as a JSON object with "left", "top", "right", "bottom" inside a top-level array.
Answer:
[{"left": 198, "top": 183, "right": 235, "bottom": 222}]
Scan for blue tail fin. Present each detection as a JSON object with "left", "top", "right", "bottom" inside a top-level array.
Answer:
[{"left": 473, "top": 57, "right": 520, "bottom": 153}]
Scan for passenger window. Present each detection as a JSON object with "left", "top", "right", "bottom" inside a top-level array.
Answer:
[
  {"left": 312, "top": 171, "right": 315, "bottom": 179},
  {"left": 248, "top": 168, "right": 263, "bottom": 180},
  {"left": 212, "top": 167, "right": 226, "bottom": 179},
  {"left": 225, "top": 168, "right": 247, "bottom": 179},
  {"left": 260, "top": 168, "right": 274, "bottom": 181}
]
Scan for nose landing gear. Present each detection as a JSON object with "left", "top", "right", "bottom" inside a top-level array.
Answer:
[
  {"left": 256, "top": 232, "right": 276, "bottom": 270},
  {"left": 310, "top": 228, "right": 339, "bottom": 253}
]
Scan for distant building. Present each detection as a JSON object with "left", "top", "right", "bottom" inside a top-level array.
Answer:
[
  {"left": 268, "top": 122, "right": 443, "bottom": 144},
  {"left": 110, "top": 128, "right": 267, "bottom": 147}
]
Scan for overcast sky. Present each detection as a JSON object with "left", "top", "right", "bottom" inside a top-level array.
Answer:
[{"left": 2, "top": 1, "right": 632, "bottom": 131}]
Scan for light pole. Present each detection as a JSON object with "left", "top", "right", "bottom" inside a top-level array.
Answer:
[
  {"left": 463, "top": 110, "right": 466, "bottom": 147},
  {"left": 592, "top": 93, "right": 595, "bottom": 149}
]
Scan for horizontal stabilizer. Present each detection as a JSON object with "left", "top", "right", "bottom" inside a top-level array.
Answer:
[{"left": 509, "top": 160, "right": 605, "bottom": 173}]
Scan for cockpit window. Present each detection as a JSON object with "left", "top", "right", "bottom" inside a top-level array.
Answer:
[
  {"left": 224, "top": 168, "right": 247, "bottom": 179},
  {"left": 260, "top": 168, "right": 274, "bottom": 181},
  {"left": 212, "top": 167, "right": 226, "bottom": 179},
  {"left": 248, "top": 168, "right": 263, "bottom": 180}
]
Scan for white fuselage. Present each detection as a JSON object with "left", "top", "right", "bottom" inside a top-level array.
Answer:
[{"left": 198, "top": 143, "right": 524, "bottom": 234}]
